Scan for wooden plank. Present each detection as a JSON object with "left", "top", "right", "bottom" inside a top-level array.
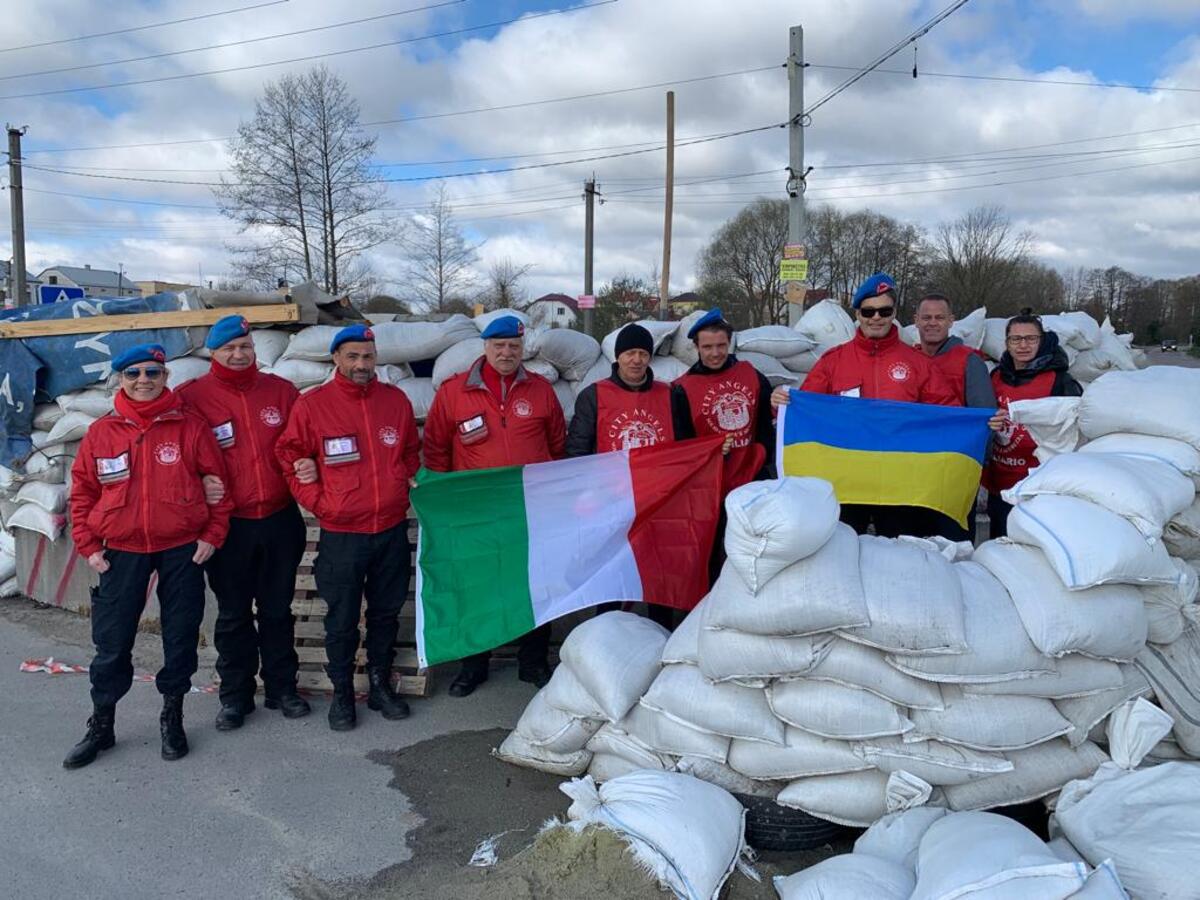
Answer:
[{"left": 0, "top": 303, "right": 299, "bottom": 339}]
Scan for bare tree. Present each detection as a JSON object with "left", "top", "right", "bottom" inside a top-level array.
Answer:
[
  {"left": 482, "top": 257, "right": 533, "bottom": 310},
  {"left": 698, "top": 198, "right": 789, "bottom": 326},
  {"left": 402, "top": 184, "right": 482, "bottom": 312},
  {"left": 929, "top": 205, "right": 1032, "bottom": 312},
  {"left": 216, "top": 66, "right": 392, "bottom": 296}
]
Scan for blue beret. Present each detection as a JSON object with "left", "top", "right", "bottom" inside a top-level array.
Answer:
[
  {"left": 113, "top": 343, "right": 167, "bottom": 373},
  {"left": 852, "top": 272, "right": 896, "bottom": 308},
  {"left": 329, "top": 323, "right": 375, "bottom": 354},
  {"left": 687, "top": 308, "right": 730, "bottom": 341},
  {"left": 480, "top": 315, "right": 525, "bottom": 340},
  {"left": 205, "top": 314, "right": 251, "bottom": 350}
]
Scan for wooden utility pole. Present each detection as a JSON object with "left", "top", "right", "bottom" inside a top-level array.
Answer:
[
  {"left": 7, "top": 126, "right": 28, "bottom": 307},
  {"left": 583, "top": 177, "right": 597, "bottom": 336},
  {"left": 786, "top": 26, "right": 808, "bottom": 325},
  {"left": 659, "top": 91, "right": 675, "bottom": 321}
]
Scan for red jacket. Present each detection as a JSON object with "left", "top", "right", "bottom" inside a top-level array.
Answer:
[
  {"left": 803, "top": 327, "right": 955, "bottom": 404},
  {"left": 177, "top": 368, "right": 299, "bottom": 519},
  {"left": 983, "top": 369, "right": 1058, "bottom": 493},
  {"left": 424, "top": 359, "right": 566, "bottom": 472},
  {"left": 69, "top": 396, "right": 232, "bottom": 559},
  {"left": 274, "top": 372, "right": 421, "bottom": 534}
]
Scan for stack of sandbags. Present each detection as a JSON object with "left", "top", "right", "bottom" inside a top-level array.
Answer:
[{"left": 774, "top": 807, "right": 1126, "bottom": 899}]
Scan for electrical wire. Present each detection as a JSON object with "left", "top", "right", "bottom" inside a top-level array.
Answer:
[{"left": 808, "top": 63, "right": 1200, "bottom": 95}]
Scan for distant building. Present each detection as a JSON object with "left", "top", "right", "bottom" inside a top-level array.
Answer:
[
  {"left": 36, "top": 264, "right": 140, "bottom": 298},
  {"left": 136, "top": 279, "right": 197, "bottom": 297},
  {"left": 668, "top": 292, "right": 704, "bottom": 316},
  {"left": 526, "top": 293, "right": 579, "bottom": 329},
  {"left": 0, "top": 260, "right": 38, "bottom": 305}
]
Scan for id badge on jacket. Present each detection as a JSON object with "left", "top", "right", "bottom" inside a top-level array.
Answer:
[
  {"left": 212, "top": 420, "right": 235, "bottom": 449},
  {"left": 322, "top": 435, "right": 360, "bottom": 465},
  {"left": 95, "top": 452, "right": 131, "bottom": 485},
  {"left": 839, "top": 386, "right": 862, "bottom": 398},
  {"left": 457, "top": 415, "right": 489, "bottom": 446}
]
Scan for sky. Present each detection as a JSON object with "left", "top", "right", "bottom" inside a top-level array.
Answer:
[{"left": 1, "top": 0, "right": 1199, "bottom": 303}]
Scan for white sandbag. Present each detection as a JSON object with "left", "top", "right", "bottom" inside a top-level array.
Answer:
[
  {"left": 574, "top": 355, "right": 610, "bottom": 393},
  {"left": 973, "top": 541, "right": 1149, "bottom": 660},
  {"left": 900, "top": 324, "right": 920, "bottom": 347},
  {"left": 735, "top": 326, "right": 813, "bottom": 359},
  {"left": 964, "top": 654, "right": 1126, "bottom": 700},
  {"left": 163, "top": 355, "right": 211, "bottom": 389},
  {"left": 950, "top": 307, "right": 987, "bottom": 350},
  {"left": 1081, "top": 432, "right": 1200, "bottom": 484},
  {"left": 0, "top": 554, "right": 16, "bottom": 583},
  {"left": 912, "top": 811, "right": 1113, "bottom": 900},
  {"left": 283, "top": 316, "right": 479, "bottom": 363},
  {"left": 249, "top": 328, "right": 291, "bottom": 367},
  {"left": 795, "top": 299, "right": 854, "bottom": 350},
  {"left": 601, "top": 320, "right": 679, "bottom": 362},
  {"left": 909, "top": 685, "right": 1073, "bottom": 751},
  {"left": 618, "top": 703, "right": 730, "bottom": 763},
  {"left": 1106, "top": 697, "right": 1175, "bottom": 770},
  {"left": 561, "top": 770, "right": 745, "bottom": 900},
  {"left": 774, "top": 854, "right": 915, "bottom": 900},
  {"left": 552, "top": 379, "right": 575, "bottom": 422},
  {"left": 0, "top": 575, "right": 18, "bottom": 597},
  {"left": 673, "top": 756, "right": 779, "bottom": 798},
  {"left": 809, "top": 639, "right": 946, "bottom": 710},
  {"left": 1164, "top": 498, "right": 1200, "bottom": 560},
  {"left": 854, "top": 806, "right": 949, "bottom": 870},
  {"left": 559, "top": 612, "right": 668, "bottom": 723},
  {"left": 57, "top": 387, "right": 114, "bottom": 417},
  {"left": 373, "top": 363, "right": 416, "bottom": 385},
  {"left": 639, "top": 663, "right": 785, "bottom": 745},
  {"left": 1056, "top": 760, "right": 1200, "bottom": 900},
  {"left": 18, "top": 454, "right": 65, "bottom": 483},
  {"left": 1143, "top": 558, "right": 1197, "bottom": 645},
  {"left": 6, "top": 503, "right": 64, "bottom": 541},
  {"left": 661, "top": 600, "right": 702, "bottom": 665},
  {"left": 727, "top": 727, "right": 870, "bottom": 780},
  {"left": 523, "top": 357, "right": 559, "bottom": 384},
  {"left": 431, "top": 338, "right": 485, "bottom": 389},
  {"left": 648, "top": 356, "right": 690, "bottom": 383},
  {"left": 585, "top": 724, "right": 672, "bottom": 771},
  {"left": 942, "top": 740, "right": 1109, "bottom": 811},
  {"left": 1079, "top": 367, "right": 1200, "bottom": 448},
  {"left": 541, "top": 665, "right": 607, "bottom": 720},
  {"left": 536, "top": 329, "right": 601, "bottom": 381},
  {"left": 1054, "top": 665, "right": 1152, "bottom": 747},
  {"left": 670, "top": 311, "right": 705, "bottom": 365},
  {"left": 1055, "top": 311, "right": 1103, "bottom": 350},
  {"left": 1071, "top": 336, "right": 1137, "bottom": 383},
  {"left": 474, "top": 307, "right": 530, "bottom": 332},
  {"left": 887, "top": 562, "right": 1054, "bottom": 684},
  {"left": 857, "top": 737, "right": 1013, "bottom": 787},
  {"left": 32, "top": 404, "right": 64, "bottom": 430},
  {"left": 1007, "top": 397, "right": 1082, "bottom": 462},
  {"left": 841, "top": 535, "right": 968, "bottom": 655},
  {"left": 767, "top": 679, "right": 914, "bottom": 741},
  {"left": 267, "top": 358, "right": 333, "bottom": 388},
  {"left": 777, "top": 770, "right": 930, "bottom": 828},
  {"left": 0, "top": 530, "right": 14, "bottom": 555},
  {"left": 1005, "top": 453, "right": 1195, "bottom": 540},
  {"left": 520, "top": 325, "right": 546, "bottom": 359},
  {"left": 43, "top": 411, "right": 95, "bottom": 447},
  {"left": 697, "top": 627, "right": 832, "bottom": 684},
  {"left": 15, "top": 480, "right": 69, "bottom": 514},
  {"left": 395, "top": 378, "right": 436, "bottom": 422},
  {"left": 1008, "top": 495, "right": 1179, "bottom": 589},
  {"left": 585, "top": 751, "right": 647, "bottom": 783},
  {"left": 981, "top": 317, "right": 1009, "bottom": 361},
  {"left": 512, "top": 691, "right": 603, "bottom": 752},
  {"left": 722, "top": 477, "right": 840, "bottom": 593},
  {"left": 778, "top": 348, "right": 821, "bottom": 373},
  {"left": 706, "top": 525, "right": 869, "bottom": 637},
  {"left": 734, "top": 351, "right": 793, "bottom": 387},
  {"left": 494, "top": 730, "right": 591, "bottom": 776},
  {"left": 1134, "top": 623, "right": 1200, "bottom": 756}
]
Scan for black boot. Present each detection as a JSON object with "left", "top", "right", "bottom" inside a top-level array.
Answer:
[
  {"left": 448, "top": 661, "right": 488, "bottom": 698},
  {"left": 367, "top": 669, "right": 410, "bottom": 720},
  {"left": 327, "top": 683, "right": 356, "bottom": 732},
  {"left": 63, "top": 705, "right": 115, "bottom": 770},
  {"left": 160, "top": 695, "right": 189, "bottom": 761},
  {"left": 264, "top": 690, "right": 311, "bottom": 719},
  {"left": 214, "top": 697, "right": 256, "bottom": 732}
]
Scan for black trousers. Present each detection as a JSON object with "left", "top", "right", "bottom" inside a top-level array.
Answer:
[
  {"left": 839, "top": 503, "right": 932, "bottom": 539},
  {"left": 459, "top": 625, "right": 551, "bottom": 676},
  {"left": 205, "top": 504, "right": 306, "bottom": 704},
  {"left": 89, "top": 543, "right": 206, "bottom": 707},
  {"left": 313, "top": 521, "right": 411, "bottom": 683},
  {"left": 987, "top": 492, "right": 1013, "bottom": 539}
]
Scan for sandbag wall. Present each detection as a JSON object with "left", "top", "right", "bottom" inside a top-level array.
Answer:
[{"left": 497, "top": 367, "right": 1200, "bottom": 831}]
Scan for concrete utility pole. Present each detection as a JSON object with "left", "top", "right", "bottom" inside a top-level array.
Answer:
[
  {"left": 659, "top": 91, "right": 675, "bottom": 321},
  {"left": 7, "top": 125, "right": 28, "bottom": 307},
  {"left": 583, "top": 177, "right": 597, "bottom": 337},
  {"left": 786, "top": 26, "right": 808, "bottom": 326}
]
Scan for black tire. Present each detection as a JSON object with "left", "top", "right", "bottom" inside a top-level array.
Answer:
[{"left": 733, "top": 791, "right": 852, "bottom": 851}]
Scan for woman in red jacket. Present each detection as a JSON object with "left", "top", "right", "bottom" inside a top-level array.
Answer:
[
  {"left": 64, "top": 343, "right": 232, "bottom": 770},
  {"left": 984, "top": 310, "right": 1083, "bottom": 537}
]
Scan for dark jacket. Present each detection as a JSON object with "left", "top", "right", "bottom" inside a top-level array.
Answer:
[
  {"left": 566, "top": 364, "right": 694, "bottom": 457},
  {"left": 996, "top": 332, "right": 1083, "bottom": 398}
]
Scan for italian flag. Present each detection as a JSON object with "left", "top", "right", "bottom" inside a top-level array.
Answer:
[{"left": 412, "top": 436, "right": 725, "bottom": 667}]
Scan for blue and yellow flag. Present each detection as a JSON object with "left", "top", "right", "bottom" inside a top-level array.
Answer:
[{"left": 776, "top": 391, "right": 995, "bottom": 527}]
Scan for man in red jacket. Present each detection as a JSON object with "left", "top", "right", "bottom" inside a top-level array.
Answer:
[
  {"left": 64, "top": 343, "right": 232, "bottom": 770},
  {"left": 424, "top": 315, "right": 566, "bottom": 697},
  {"left": 275, "top": 324, "right": 421, "bottom": 731},
  {"left": 178, "top": 315, "right": 309, "bottom": 731},
  {"left": 771, "top": 273, "right": 955, "bottom": 537}
]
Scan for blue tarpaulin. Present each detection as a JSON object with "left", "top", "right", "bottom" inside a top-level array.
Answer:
[{"left": 0, "top": 294, "right": 193, "bottom": 469}]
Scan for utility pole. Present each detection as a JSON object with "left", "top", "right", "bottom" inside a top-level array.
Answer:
[
  {"left": 7, "top": 125, "right": 28, "bottom": 307},
  {"left": 659, "top": 90, "right": 675, "bottom": 321},
  {"left": 786, "top": 25, "right": 808, "bottom": 326},
  {"left": 583, "top": 177, "right": 597, "bottom": 337}
]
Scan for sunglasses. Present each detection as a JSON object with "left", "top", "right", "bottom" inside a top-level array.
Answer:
[
  {"left": 121, "top": 366, "right": 165, "bottom": 380},
  {"left": 859, "top": 306, "right": 895, "bottom": 319}
]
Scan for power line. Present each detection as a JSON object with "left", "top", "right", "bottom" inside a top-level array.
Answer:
[
  {"left": 0, "top": 1, "right": 467, "bottom": 82},
  {"left": 0, "top": 1, "right": 619, "bottom": 101},
  {"left": 808, "top": 63, "right": 1200, "bottom": 95},
  {"left": 0, "top": 0, "right": 290, "bottom": 54}
]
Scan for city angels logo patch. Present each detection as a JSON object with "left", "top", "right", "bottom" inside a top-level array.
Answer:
[
  {"left": 154, "top": 442, "right": 181, "bottom": 466},
  {"left": 512, "top": 398, "right": 534, "bottom": 418},
  {"left": 378, "top": 425, "right": 399, "bottom": 447},
  {"left": 887, "top": 362, "right": 913, "bottom": 382},
  {"left": 259, "top": 406, "right": 283, "bottom": 427}
]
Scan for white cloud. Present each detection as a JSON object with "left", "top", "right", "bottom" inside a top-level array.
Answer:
[{"left": 1076, "top": 0, "right": 1200, "bottom": 23}]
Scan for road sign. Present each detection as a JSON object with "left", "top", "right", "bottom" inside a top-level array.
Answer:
[
  {"left": 38, "top": 285, "right": 85, "bottom": 305},
  {"left": 577, "top": 294, "right": 596, "bottom": 309},
  {"left": 779, "top": 259, "right": 809, "bottom": 281},
  {"left": 783, "top": 243, "right": 807, "bottom": 260}
]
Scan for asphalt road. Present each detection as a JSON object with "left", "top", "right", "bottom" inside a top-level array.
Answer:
[{"left": 1144, "top": 347, "right": 1200, "bottom": 368}]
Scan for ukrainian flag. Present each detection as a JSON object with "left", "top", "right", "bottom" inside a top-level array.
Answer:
[{"left": 776, "top": 391, "right": 995, "bottom": 528}]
